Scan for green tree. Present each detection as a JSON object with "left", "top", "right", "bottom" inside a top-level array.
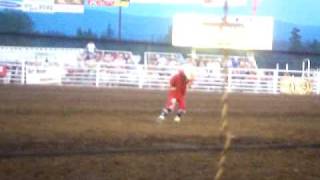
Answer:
[
  {"left": 163, "top": 25, "right": 172, "bottom": 44},
  {"left": 0, "top": 10, "right": 34, "bottom": 33},
  {"left": 46, "top": 30, "right": 65, "bottom": 37},
  {"left": 307, "top": 39, "right": 320, "bottom": 53},
  {"left": 76, "top": 28, "right": 83, "bottom": 37},
  {"left": 101, "top": 24, "right": 114, "bottom": 39},
  {"left": 288, "top": 27, "right": 303, "bottom": 52},
  {"left": 76, "top": 28, "right": 97, "bottom": 39}
]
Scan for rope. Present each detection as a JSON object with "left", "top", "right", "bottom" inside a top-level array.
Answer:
[
  {"left": 214, "top": 1, "right": 234, "bottom": 173},
  {"left": 214, "top": 89, "right": 234, "bottom": 180}
]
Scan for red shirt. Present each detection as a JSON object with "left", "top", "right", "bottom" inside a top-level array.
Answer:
[{"left": 169, "top": 71, "right": 189, "bottom": 97}]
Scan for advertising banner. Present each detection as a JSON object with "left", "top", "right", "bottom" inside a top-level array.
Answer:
[
  {"left": 22, "top": 0, "right": 54, "bottom": 13},
  {"left": 87, "top": 0, "right": 129, "bottom": 7},
  {"left": 280, "top": 76, "right": 312, "bottom": 95},
  {"left": 131, "top": 0, "right": 246, "bottom": 6},
  {"left": 54, "top": 0, "right": 84, "bottom": 13},
  {"left": 0, "top": 0, "right": 84, "bottom": 13}
]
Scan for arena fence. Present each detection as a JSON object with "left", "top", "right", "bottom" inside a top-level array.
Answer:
[
  {"left": 0, "top": 46, "right": 319, "bottom": 95},
  {"left": 1, "top": 61, "right": 319, "bottom": 95}
]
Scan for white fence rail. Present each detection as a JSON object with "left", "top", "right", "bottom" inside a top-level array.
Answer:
[
  {"left": 0, "top": 45, "right": 319, "bottom": 95},
  {"left": 0, "top": 61, "right": 319, "bottom": 95}
]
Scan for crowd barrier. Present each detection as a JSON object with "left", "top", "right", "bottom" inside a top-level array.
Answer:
[
  {"left": 0, "top": 46, "right": 319, "bottom": 95},
  {"left": 0, "top": 61, "right": 319, "bottom": 95}
]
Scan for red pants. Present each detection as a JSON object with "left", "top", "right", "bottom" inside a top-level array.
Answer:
[{"left": 165, "top": 93, "right": 186, "bottom": 111}]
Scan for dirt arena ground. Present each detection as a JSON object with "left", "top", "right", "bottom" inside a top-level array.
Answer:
[{"left": 0, "top": 85, "right": 320, "bottom": 180}]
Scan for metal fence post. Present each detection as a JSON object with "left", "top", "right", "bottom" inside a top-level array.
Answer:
[
  {"left": 95, "top": 63, "right": 100, "bottom": 87},
  {"left": 20, "top": 60, "right": 25, "bottom": 85},
  {"left": 58, "top": 63, "right": 63, "bottom": 86},
  {"left": 138, "top": 65, "right": 145, "bottom": 89},
  {"left": 273, "top": 65, "right": 279, "bottom": 94},
  {"left": 317, "top": 70, "right": 320, "bottom": 95},
  {"left": 227, "top": 68, "right": 232, "bottom": 92},
  {"left": 255, "top": 69, "right": 260, "bottom": 93}
]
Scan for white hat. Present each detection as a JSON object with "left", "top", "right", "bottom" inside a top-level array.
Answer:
[{"left": 182, "top": 63, "right": 196, "bottom": 80}]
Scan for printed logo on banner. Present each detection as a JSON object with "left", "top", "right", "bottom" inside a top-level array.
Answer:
[
  {"left": 87, "top": 0, "right": 129, "bottom": 7},
  {"left": 0, "top": 0, "right": 23, "bottom": 10},
  {"left": 54, "top": 0, "right": 84, "bottom": 13},
  {"left": 22, "top": 0, "right": 54, "bottom": 13},
  {"left": 130, "top": 0, "right": 245, "bottom": 6}
]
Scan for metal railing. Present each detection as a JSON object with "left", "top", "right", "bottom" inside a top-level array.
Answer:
[
  {"left": 0, "top": 61, "right": 319, "bottom": 95},
  {"left": 0, "top": 45, "right": 319, "bottom": 95}
]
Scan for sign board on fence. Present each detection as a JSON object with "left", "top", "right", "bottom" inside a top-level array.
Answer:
[
  {"left": 172, "top": 14, "right": 274, "bottom": 50},
  {"left": 25, "top": 65, "right": 62, "bottom": 85}
]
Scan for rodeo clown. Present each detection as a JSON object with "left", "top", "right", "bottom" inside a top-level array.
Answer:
[{"left": 157, "top": 63, "right": 196, "bottom": 123}]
